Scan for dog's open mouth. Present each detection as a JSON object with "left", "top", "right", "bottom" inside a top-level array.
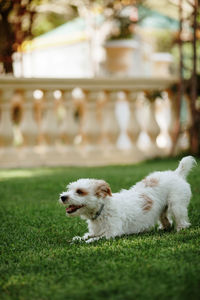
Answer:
[{"left": 66, "top": 205, "right": 84, "bottom": 214}]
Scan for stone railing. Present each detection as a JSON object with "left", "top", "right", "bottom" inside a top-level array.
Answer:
[{"left": 0, "top": 76, "right": 188, "bottom": 168}]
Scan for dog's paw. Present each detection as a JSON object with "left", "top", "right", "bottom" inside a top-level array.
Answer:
[
  {"left": 176, "top": 222, "right": 191, "bottom": 232},
  {"left": 72, "top": 236, "right": 83, "bottom": 242}
]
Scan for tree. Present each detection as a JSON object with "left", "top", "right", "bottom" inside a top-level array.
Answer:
[
  {"left": 172, "top": 0, "right": 200, "bottom": 155},
  {"left": 0, "top": 0, "right": 39, "bottom": 73},
  {"left": 188, "top": 0, "right": 200, "bottom": 155},
  {"left": 0, "top": 0, "right": 75, "bottom": 74}
]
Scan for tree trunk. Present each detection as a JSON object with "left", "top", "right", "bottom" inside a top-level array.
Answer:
[
  {"left": 189, "top": 0, "right": 199, "bottom": 155},
  {"left": 0, "top": 10, "right": 14, "bottom": 74}
]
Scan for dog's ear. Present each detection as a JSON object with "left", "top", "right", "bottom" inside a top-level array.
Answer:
[{"left": 95, "top": 181, "right": 112, "bottom": 198}]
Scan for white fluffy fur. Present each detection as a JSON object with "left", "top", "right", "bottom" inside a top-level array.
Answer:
[{"left": 59, "top": 156, "right": 196, "bottom": 243}]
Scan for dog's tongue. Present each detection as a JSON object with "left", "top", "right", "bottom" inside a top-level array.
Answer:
[
  {"left": 66, "top": 205, "right": 82, "bottom": 213},
  {"left": 66, "top": 205, "right": 76, "bottom": 213}
]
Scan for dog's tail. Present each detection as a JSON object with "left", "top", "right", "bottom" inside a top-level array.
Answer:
[{"left": 175, "top": 156, "right": 196, "bottom": 179}]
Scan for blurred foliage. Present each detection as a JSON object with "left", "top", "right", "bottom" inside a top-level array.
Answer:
[
  {"left": 108, "top": 16, "right": 135, "bottom": 40},
  {"left": 101, "top": 1, "right": 143, "bottom": 40},
  {"left": 172, "top": 42, "right": 200, "bottom": 79},
  {"left": 144, "top": 90, "right": 163, "bottom": 102},
  {"left": 154, "top": 30, "right": 174, "bottom": 52},
  {"left": 0, "top": 0, "right": 77, "bottom": 38},
  {"left": 0, "top": 0, "right": 143, "bottom": 72},
  {"left": 0, "top": 1, "right": 141, "bottom": 40},
  {"left": 32, "top": 12, "right": 73, "bottom": 37}
]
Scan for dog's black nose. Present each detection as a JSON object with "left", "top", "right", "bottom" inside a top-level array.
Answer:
[{"left": 61, "top": 195, "right": 68, "bottom": 202}]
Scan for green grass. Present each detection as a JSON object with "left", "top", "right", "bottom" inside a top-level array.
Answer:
[{"left": 0, "top": 157, "right": 200, "bottom": 300}]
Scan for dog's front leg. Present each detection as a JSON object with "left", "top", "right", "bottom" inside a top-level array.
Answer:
[
  {"left": 86, "top": 234, "right": 115, "bottom": 243},
  {"left": 86, "top": 231, "right": 119, "bottom": 243},
  {"left": 85, "top": 236, "right": 104, "bottom": 243},
  {"left": 82, "top": 232, "right": 92, "bottom": 240}
]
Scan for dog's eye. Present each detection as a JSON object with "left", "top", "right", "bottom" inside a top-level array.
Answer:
[{"left": 76, "top": 189, "right": 84, "bottom": 195}]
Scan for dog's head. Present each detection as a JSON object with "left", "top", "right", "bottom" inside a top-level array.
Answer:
[{"left": 59, "top": 179, "right": 112, "bottom": 218}]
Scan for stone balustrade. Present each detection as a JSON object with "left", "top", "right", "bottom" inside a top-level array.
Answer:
[{"left": 0, "top": 76, "right": 187, "bottom": 168}]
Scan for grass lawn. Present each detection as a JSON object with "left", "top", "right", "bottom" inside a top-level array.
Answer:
[{"left": 0, "top": 157, "right": 200, "bottom": 300}]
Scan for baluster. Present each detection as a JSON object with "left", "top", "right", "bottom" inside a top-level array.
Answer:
[
  {"left": 42, "top": 91, "right": 58, "bottom": 145},
  {"left": 0, "top": 90, "right": 14, "bottom": 147},
  {"left": 0, "top": 89, "right": 17, "bottom": 167},
  {"left": 20, "top": 90, "right": 38, "bottom": 146},
  {"left": 138, "top": 93, "right": 160, "bottom": 157},
  {"left": 101, "top": 91, "right": 120, "bottom": 148},
  {"left": 146, "top": 97, "right": 160, "bottom": 156},
  {"left": 155, "top": 92, "right": 173, "bottom": 154},
  {"left": 59, "top": 90, "right": 79, "bottom": 144},
  {"left": 82, "top": 90, "right": 101, "bottom": 147},
  {"left": 126, "top": 91, "right": 144, "bottom": 159},
  {"left": 115, "top": 91, "right": 132, "bottom": 150},
  {"left": 33, "top": 90, "right": 44, "bottom": 145}
]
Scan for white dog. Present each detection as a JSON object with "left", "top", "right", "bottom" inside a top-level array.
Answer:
[{"left": 59, "top": 156, "right": 196, "bottom": 243}]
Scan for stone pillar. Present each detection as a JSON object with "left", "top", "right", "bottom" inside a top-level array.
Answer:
[
  {"left": 59, "top": 90, "right": 79, "bottom": 145},
  {"left": 127, "top": 92, "right": 141, "bottom": 148},
  {"left": 101, "top": 91, "right": 120, "bottom": 148},
  {"left": 126, "top": 91, "right": 144, "bottom": 160},
  {"left": 0, "top": 90, "right": 14, "bottom": 147},
  {"left": 138, "top": 94, "right": 160, "bottom": 157},
  {"left": 42, "top": 91, "right": 58, "bottom": 145},
  {"left": 20, "top": 90, "right": 38, "bottom": 146},
  {"left": 82, "top": 90, "right": 101, "bottom": 147},
  {"left": 147, "top": 100, "right": 160, "bottom": 153}
]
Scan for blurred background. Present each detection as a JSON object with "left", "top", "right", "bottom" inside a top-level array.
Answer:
[{"left": 0, "top": 0, "right": 199, "bottom": 167}]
